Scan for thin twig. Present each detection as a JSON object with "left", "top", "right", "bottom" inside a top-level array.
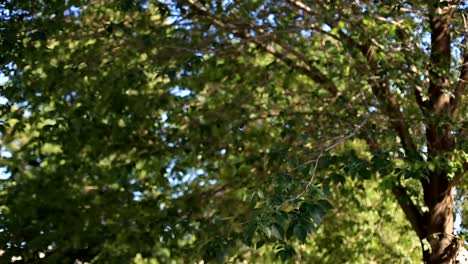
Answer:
[
  {"left": 287, "top": 152, "right": 322, "bottom": 202},
  {"left": 282, "top": 117, "right": 368, "bottom": 205}
]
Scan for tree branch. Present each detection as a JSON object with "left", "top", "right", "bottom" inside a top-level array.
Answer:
[
  {"left": 289, "top": 0, "right": 426, "bottom": 239},
  {"left": 392, "top": 184, "right": 428, "bottom": 240},
  {"left": 393, "top": 25, "right": 430, "bottom": 112},
  {"left": 451, "top": 13, "right": 468, "bottom": 118},
  {"left": 423, "top": 2, "right": 458, "bottom": 153},
  {"left": 286, "top": 0, "right": 317, "bottom": 16},
  {"left": 362, "top": 131, "right": 427, "bottom": 240},
  {"left": 185, "top": 0, "right": 339, "bottom": 96},
  {"left": 343, "top": 36, "right": 418, "bottom": 152},
  {"left": 287, "top": 1, "right": 419, "bottom": 153},
  {"left": 245, "top": 27, "right": 339, "bottom": 96},
  {"left": 428, "top": 3, "right": 454, "bottom": 114}
]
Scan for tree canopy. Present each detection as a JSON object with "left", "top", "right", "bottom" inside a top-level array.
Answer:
[{"left": 0, "top": 0, "right": 467, "bottom": 263}]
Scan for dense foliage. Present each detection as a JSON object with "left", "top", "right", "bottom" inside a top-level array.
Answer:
[{"left": 0, "top": 0, "right": 467, "bottom": 263}]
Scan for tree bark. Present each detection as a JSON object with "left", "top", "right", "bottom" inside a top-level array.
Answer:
[
  {"left": 183, "top": 2, "right": 466, "bottom": 262},
  {"left": 417, "top": 2, "right": 460, "bottom": 262},
  {"left": 422, "top": 176, "right": 456, "bottom": 263}
]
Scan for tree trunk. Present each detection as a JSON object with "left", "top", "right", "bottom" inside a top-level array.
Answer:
[
  {"left": 422, "top": 181, "right": 456, "bottom": 263},
  {"left": 393, "top": 170, "right": 458, "bottom": 263}
]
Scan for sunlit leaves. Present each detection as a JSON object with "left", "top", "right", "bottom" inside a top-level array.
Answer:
[{"left": 0, "top": 0, "right": 466, "bottom": 263}]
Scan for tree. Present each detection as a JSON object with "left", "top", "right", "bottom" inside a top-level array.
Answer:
[{"left": 0, "top": 0, "right": 467, "bottom": 263}]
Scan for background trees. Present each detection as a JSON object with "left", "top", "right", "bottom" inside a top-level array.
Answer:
[{"left": 0, "top": 0, "right": 467, "bottom": 263}]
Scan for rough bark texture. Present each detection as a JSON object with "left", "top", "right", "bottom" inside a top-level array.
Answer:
[
  {"left": 422, "top": 178, "right": 456, "bottom": 263},
  {"left": 421, "top": 3, "right": 457, "bottom": 263},
  {"left": 379, "top": 1, "right": 464, "bottom": 263}
]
